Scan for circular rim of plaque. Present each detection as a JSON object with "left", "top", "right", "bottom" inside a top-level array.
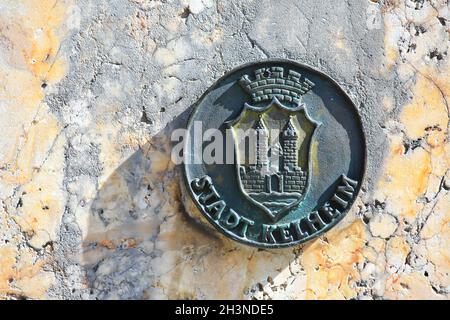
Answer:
[{"left": 183, "top": 59, "right": 366, "bottom": 248}]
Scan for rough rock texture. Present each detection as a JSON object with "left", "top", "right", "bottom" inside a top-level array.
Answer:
[{"left": 0, "top": 0, "right": 448, "bottom": 300}]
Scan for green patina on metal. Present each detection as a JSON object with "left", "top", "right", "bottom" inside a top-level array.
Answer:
[{"left": 183, "top": 59, "right": 366, "bottom": 248}]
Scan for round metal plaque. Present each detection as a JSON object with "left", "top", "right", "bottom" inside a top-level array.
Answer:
[{"left": 183, "top": 59, "right": 366, "bottom": 248}]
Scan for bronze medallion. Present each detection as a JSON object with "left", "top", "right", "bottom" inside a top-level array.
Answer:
[{"left": 183, "top": 59, "right": 366, "bottom": 248}]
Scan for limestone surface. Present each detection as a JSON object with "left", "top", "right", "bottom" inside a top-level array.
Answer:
[{"left": 0, "top": 0, "right": 448, "bottom": 300}]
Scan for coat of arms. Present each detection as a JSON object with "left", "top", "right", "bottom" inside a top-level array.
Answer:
[
  {"left": 184, "top": 60, "right": 365, "bottom": 248},
  {"left": 227, "top": 67, "right": 320, "bottom": 221}
]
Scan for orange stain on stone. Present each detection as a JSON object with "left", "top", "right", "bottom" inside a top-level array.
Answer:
[
  {"left": 400, "top": 74, "right": 449, "bottom": 140},
  {"left": 99, "top": 239, "right": 116, "bottom": 250},
  {"left": 383, "top": 15, "right": 399, "bottom": 69},
  {"left": 376, "top": 70, "right": 449, "bottom": 221},
  {"left": 0, "top": 245, "right": 54, "bottom": 299},
  {"left": 0, "top": 0, "right": 68, "bottom": 184},
  {"left": 376, "top": 138, "right": 431, "bottom": 219},
  {"left": 302, "top": 221, "right": 365, "bottom": 299},
  {"left": 385, "top": 271, "right": 445, "bottom": 300},
  {"left": 0, "top": 247, "right": 16, "bottom": 294},
  {"left": 379, "top": 1, "right": 450, "bottom": 299},
  {"left": 20, "top": 0, "right": 67, "bottom": 82},
  {"left": 0, "top": 0, "right": 70, "bottom": 299}
]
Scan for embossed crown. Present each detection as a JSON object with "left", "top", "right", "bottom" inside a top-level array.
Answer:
[{"left": 239, "top": 67, "right": 315, "bottom": 105}]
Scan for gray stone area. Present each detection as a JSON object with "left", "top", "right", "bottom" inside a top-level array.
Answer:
[
  {"left": 3, "top": 0, "right": 448, "bottom": 300},
  {"left": 46, "top": 0, "right": 389, "bottom": 299}
]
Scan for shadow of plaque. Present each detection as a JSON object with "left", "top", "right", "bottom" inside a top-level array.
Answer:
[{"left": 83, "top": 114, "right": 298, "bottom": 299}]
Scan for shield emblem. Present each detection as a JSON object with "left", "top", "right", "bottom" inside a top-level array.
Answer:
[
  {"left": 229, "top": 98, "right": 319, "bottom": 221},
  {"left": 227, "top": 97, "right": 320, "bottom": 222},
  {"left": 184, "top": 61, "right": 365, "bottom": 247}
]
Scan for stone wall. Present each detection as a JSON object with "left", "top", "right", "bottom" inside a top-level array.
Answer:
[
  {"left": 283, "top": 170, "right": 306, "bottom": 193},
  {"left": 240, "top": 167, "right": 266, "bottom": 193},
  {"left": 0, "top": 0, "right": 448, "bottom": 300}
]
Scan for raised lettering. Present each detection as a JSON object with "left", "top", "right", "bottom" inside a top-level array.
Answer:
[
  {"left": 205, "top": 200, "right": 226, "bottom": 220},
  {"left": 319, "top": 201, "right": 341, "bottom": 222},
  {"left": 331, "top": 193, "right": 348, "bottom": 208},
  {"left": 291, "top": 219, "right": 308, "bottom": 240},
  {"left": 221, "top": 208, "right": 240, "bottom": 229},
  {"left": 307, "top": 211, "right": 326, "bottom": 231},
  {"left": 198, "top": 185, "right": 220, "bottom": 205},
  {"left": 235, "top": 216, "right": 254, "bottom": 238},
  {"left": 191, "top": 175, "right": 211, "bottom": 193},
  {"left": 261, "top": 224, "right": 277, "bottom": 243},
  {"left": 300, "top": 217, "right": 315, "bottom": 235},
  {"left": 277, "top": 223, "right": 293, "bottom": 243},
  {"left": 337, "top": 174, "right": 358, "bottom": 198}
]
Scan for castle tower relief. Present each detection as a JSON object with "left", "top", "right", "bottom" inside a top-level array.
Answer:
[
  {"left": 228, "top": 66, "right": 319, "bottom": 221},
  {"left": 239, "top": 113, "right": 307, "bottom": 196},
  {"left": 282, "top": 117, "right": 299, "bottom": 171},
  {"left": 254, "top": 115, "right": 269, "bottom": 170}
]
